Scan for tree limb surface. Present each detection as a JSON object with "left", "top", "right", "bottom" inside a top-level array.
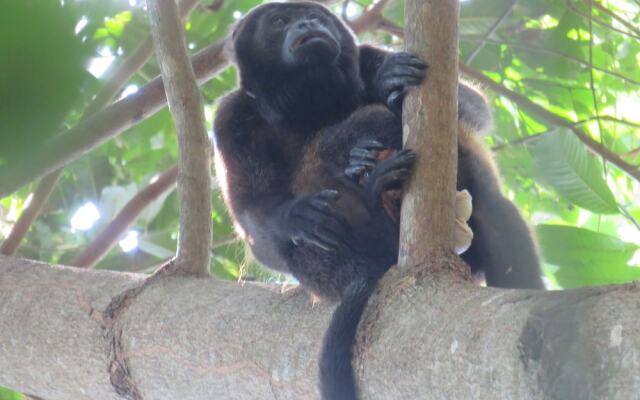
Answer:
[
  {"left": 147, "top": 0, "right": 212, "bottom": 276},
  {"left": 1, "top": 256, "right": 638, "bottom": 400}
]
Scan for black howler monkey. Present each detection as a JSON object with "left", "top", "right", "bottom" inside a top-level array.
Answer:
[{"left": 213, "top": 2, "right": 544, "bottom": 399}]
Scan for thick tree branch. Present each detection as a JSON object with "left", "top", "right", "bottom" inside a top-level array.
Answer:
[
  {"left": 69, "top": 165, "right": 178, "bottom": 268},
  {"left": 147, "top": 0, "right": 211, "bottom": 276},
  {"left": 0, "top": 2, "right": 389, "bottom": 199},
  {"left": 0, "top": 0, "right": 201, "bottom": 254},
  {"left": 1, "top": 256, "right": 639, "bottom": 399}
]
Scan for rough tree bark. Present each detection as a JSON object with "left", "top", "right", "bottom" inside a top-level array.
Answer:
[
  {"left": 0, "top": 257, "right": 638, "bottom": 399},
  {"left": 398, "top": 0, "right": 460, "bottom": 265}
]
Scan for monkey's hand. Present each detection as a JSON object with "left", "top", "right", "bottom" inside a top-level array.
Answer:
[
  {"left": 374, "top": 52, "right": 427, "bottom": 115},
  {"left": 363, "top": 149, "right": 416, "bottom": 213},
  {"left": 282, "top": 190, "right": 351, "bottom": 252},
  {"left": 345, "top": 139, "right": 387, "bottom": 181},
  {"left": 454, "top": 190, "right": 473, "bottom": 255}
]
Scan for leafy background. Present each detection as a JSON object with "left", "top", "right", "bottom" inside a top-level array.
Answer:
[{"left": 0, "top": 0, "right": 639, "bottom": 397}]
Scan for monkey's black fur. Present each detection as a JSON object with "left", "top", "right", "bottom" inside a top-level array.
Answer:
[{"left": 213, "top": 3, "right": 543, "bottom": 399}]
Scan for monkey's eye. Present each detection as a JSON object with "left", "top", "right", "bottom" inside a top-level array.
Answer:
[
  {"left": 308, "top": 13, "right": 322, "bottom": 22},
  {"left": 271, "top": 15, "right": 287, "bottom": 27}
]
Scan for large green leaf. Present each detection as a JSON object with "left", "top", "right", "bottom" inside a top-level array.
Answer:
[
  {"left": 529, "top": 128, "right": 618, "bottom": 214},
  {"left": 537, "top": 224, "right": 640, "bottom": 288},
  {"left": 0, "top": 1, "right": 92, "bottom": 165}
]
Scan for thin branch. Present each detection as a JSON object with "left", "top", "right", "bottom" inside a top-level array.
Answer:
[
  {"left": 588, "top": 115, "right": 640, "bottom": 129},
  {"left": 0, "top": 173, "right": 59, "bottom": 255},
  {"left": 147, "top": 0, "right": 212, "bottom": 276},
  {"left": 465, "top": 0, "right": 517, "bottom": 64},
  {"left": 623, "top": 147, "right": 640, "bottom": 158},
  {"left": 459, "top": 63, "right": 640, "bottom": 182},
  {"left": 589, "top": 0, "right": 640, "bottom": 36},
  {"left": 87, "top": 0, "right": 201, "bottom": 117},
  {"left": 458, "top": 38, "right": 640, "bottom": 86},
  {"left": 491, "top": 131, "right": 547, "bottom": 151},
  {"left": 379, "top": 16, "right": 640, "bottom": 86},
  {"left": 0, "top": 0, "right": 201, "bottom": 254},
  {"left": 378, "top": 17, "right": 404, "bottom": 37},
  {"left": 69, "top": 165, "right": 178, "bottom": 268},
  {"left": 586, "top": 0, "right": 608, "bottom": 178},
  {"left": 213, "top": 234, "right": 238, "bottom": 248},
  {"left": 566, "top": 0, "right": 640, "bottom": 40},
  {"left": 347, "top": 0, "right": 390, "bottom": 34}
]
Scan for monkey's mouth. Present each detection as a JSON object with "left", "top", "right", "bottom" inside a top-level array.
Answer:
[{"left": 291, "top": 32, "right": 330, "bottom": 50}]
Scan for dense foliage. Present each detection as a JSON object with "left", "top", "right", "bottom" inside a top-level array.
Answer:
[{"left": 0, "top": 0, "right": 639, "bottom": 396}]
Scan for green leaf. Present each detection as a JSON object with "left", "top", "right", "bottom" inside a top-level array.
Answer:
[
  {"left": 0, "top": 386, "right": 23, "bottom": 400},
  {"left": 537, "top": 224, "right": 640, "bottom": 288},
  {"left": 0, "top": 0, "right": 92, "bottom": 164},
  {"left": 529, "top": 128, "right": 618, "bottom": 214}
]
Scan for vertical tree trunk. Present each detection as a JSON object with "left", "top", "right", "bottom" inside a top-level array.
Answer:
[
  {"left": 147, "top": 0, "right": 212, "bottom": 276},
  {"left": 398, "top": 0, "right": 460, "bottom": 268}
]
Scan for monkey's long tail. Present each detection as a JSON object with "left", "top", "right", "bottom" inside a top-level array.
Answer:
[{"left": 319, "top": 279, "right": 375, "bottom": 400}]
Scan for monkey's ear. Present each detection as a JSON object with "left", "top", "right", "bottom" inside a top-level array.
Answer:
[
  {"left": 225, "top": 18, "right": 246, "bottom": 63},
  {"left": 224, "top": 35, "right": 237, "bottom": 63},
  {"left": 230, "top": 17, "right": 246, "bottom": 41}
]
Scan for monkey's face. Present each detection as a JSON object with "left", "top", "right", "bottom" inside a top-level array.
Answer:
[
  {"left": 277, "top": 8, "right": 340, "bottom": 67},
  {"left": 233, "top": 3, "right": 353, "bottom": 72}
]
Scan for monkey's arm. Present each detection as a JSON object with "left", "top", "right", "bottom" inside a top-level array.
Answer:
[
  {"left": 358, "top": 45, "right": 492, "bottom": 131},
  {"left": 214, "top": 93, "right": 350, "bottom": 271}
]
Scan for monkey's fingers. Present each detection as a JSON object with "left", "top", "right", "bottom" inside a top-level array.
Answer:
[
  {"left": 387, "top": 90, "right": 405, "bottom": 115},
  {"left": 350, "top": 147, "right": 379, "bottom": 159},
  {"left": 382, "top": 65, "right": 426, "bottom": 82},
  {"left": 291, "top": 231, "right": 335, "bottom": 252},
  {"left": 374, "top": 149, "right": 416, "bottom": 173},
  {"left": 315, "top": 189, "right": 341, "bottom": 202},
  {"left": 383, "top": 75, "right": 424, "bottom": 93},
  {"left": 371, "top": 168, "right": 412, "bottom": 195},
  {"left": 301, "top": 197, "right": 351, "bottom": 237},
  {"left": 291, "top": 214, "right": 350, "bottom": 252},
  {"left": 367, "top": 149, "right": 416, "bottom": 194},
  {"left": 345, "top": 165, "right": 366, "bottom": 180},
  {"left": 392, "top": 52, "right": 428, "bottom": 70},
  {"left": 354, "top": 139, "right": 386, "bottom": 151}
]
